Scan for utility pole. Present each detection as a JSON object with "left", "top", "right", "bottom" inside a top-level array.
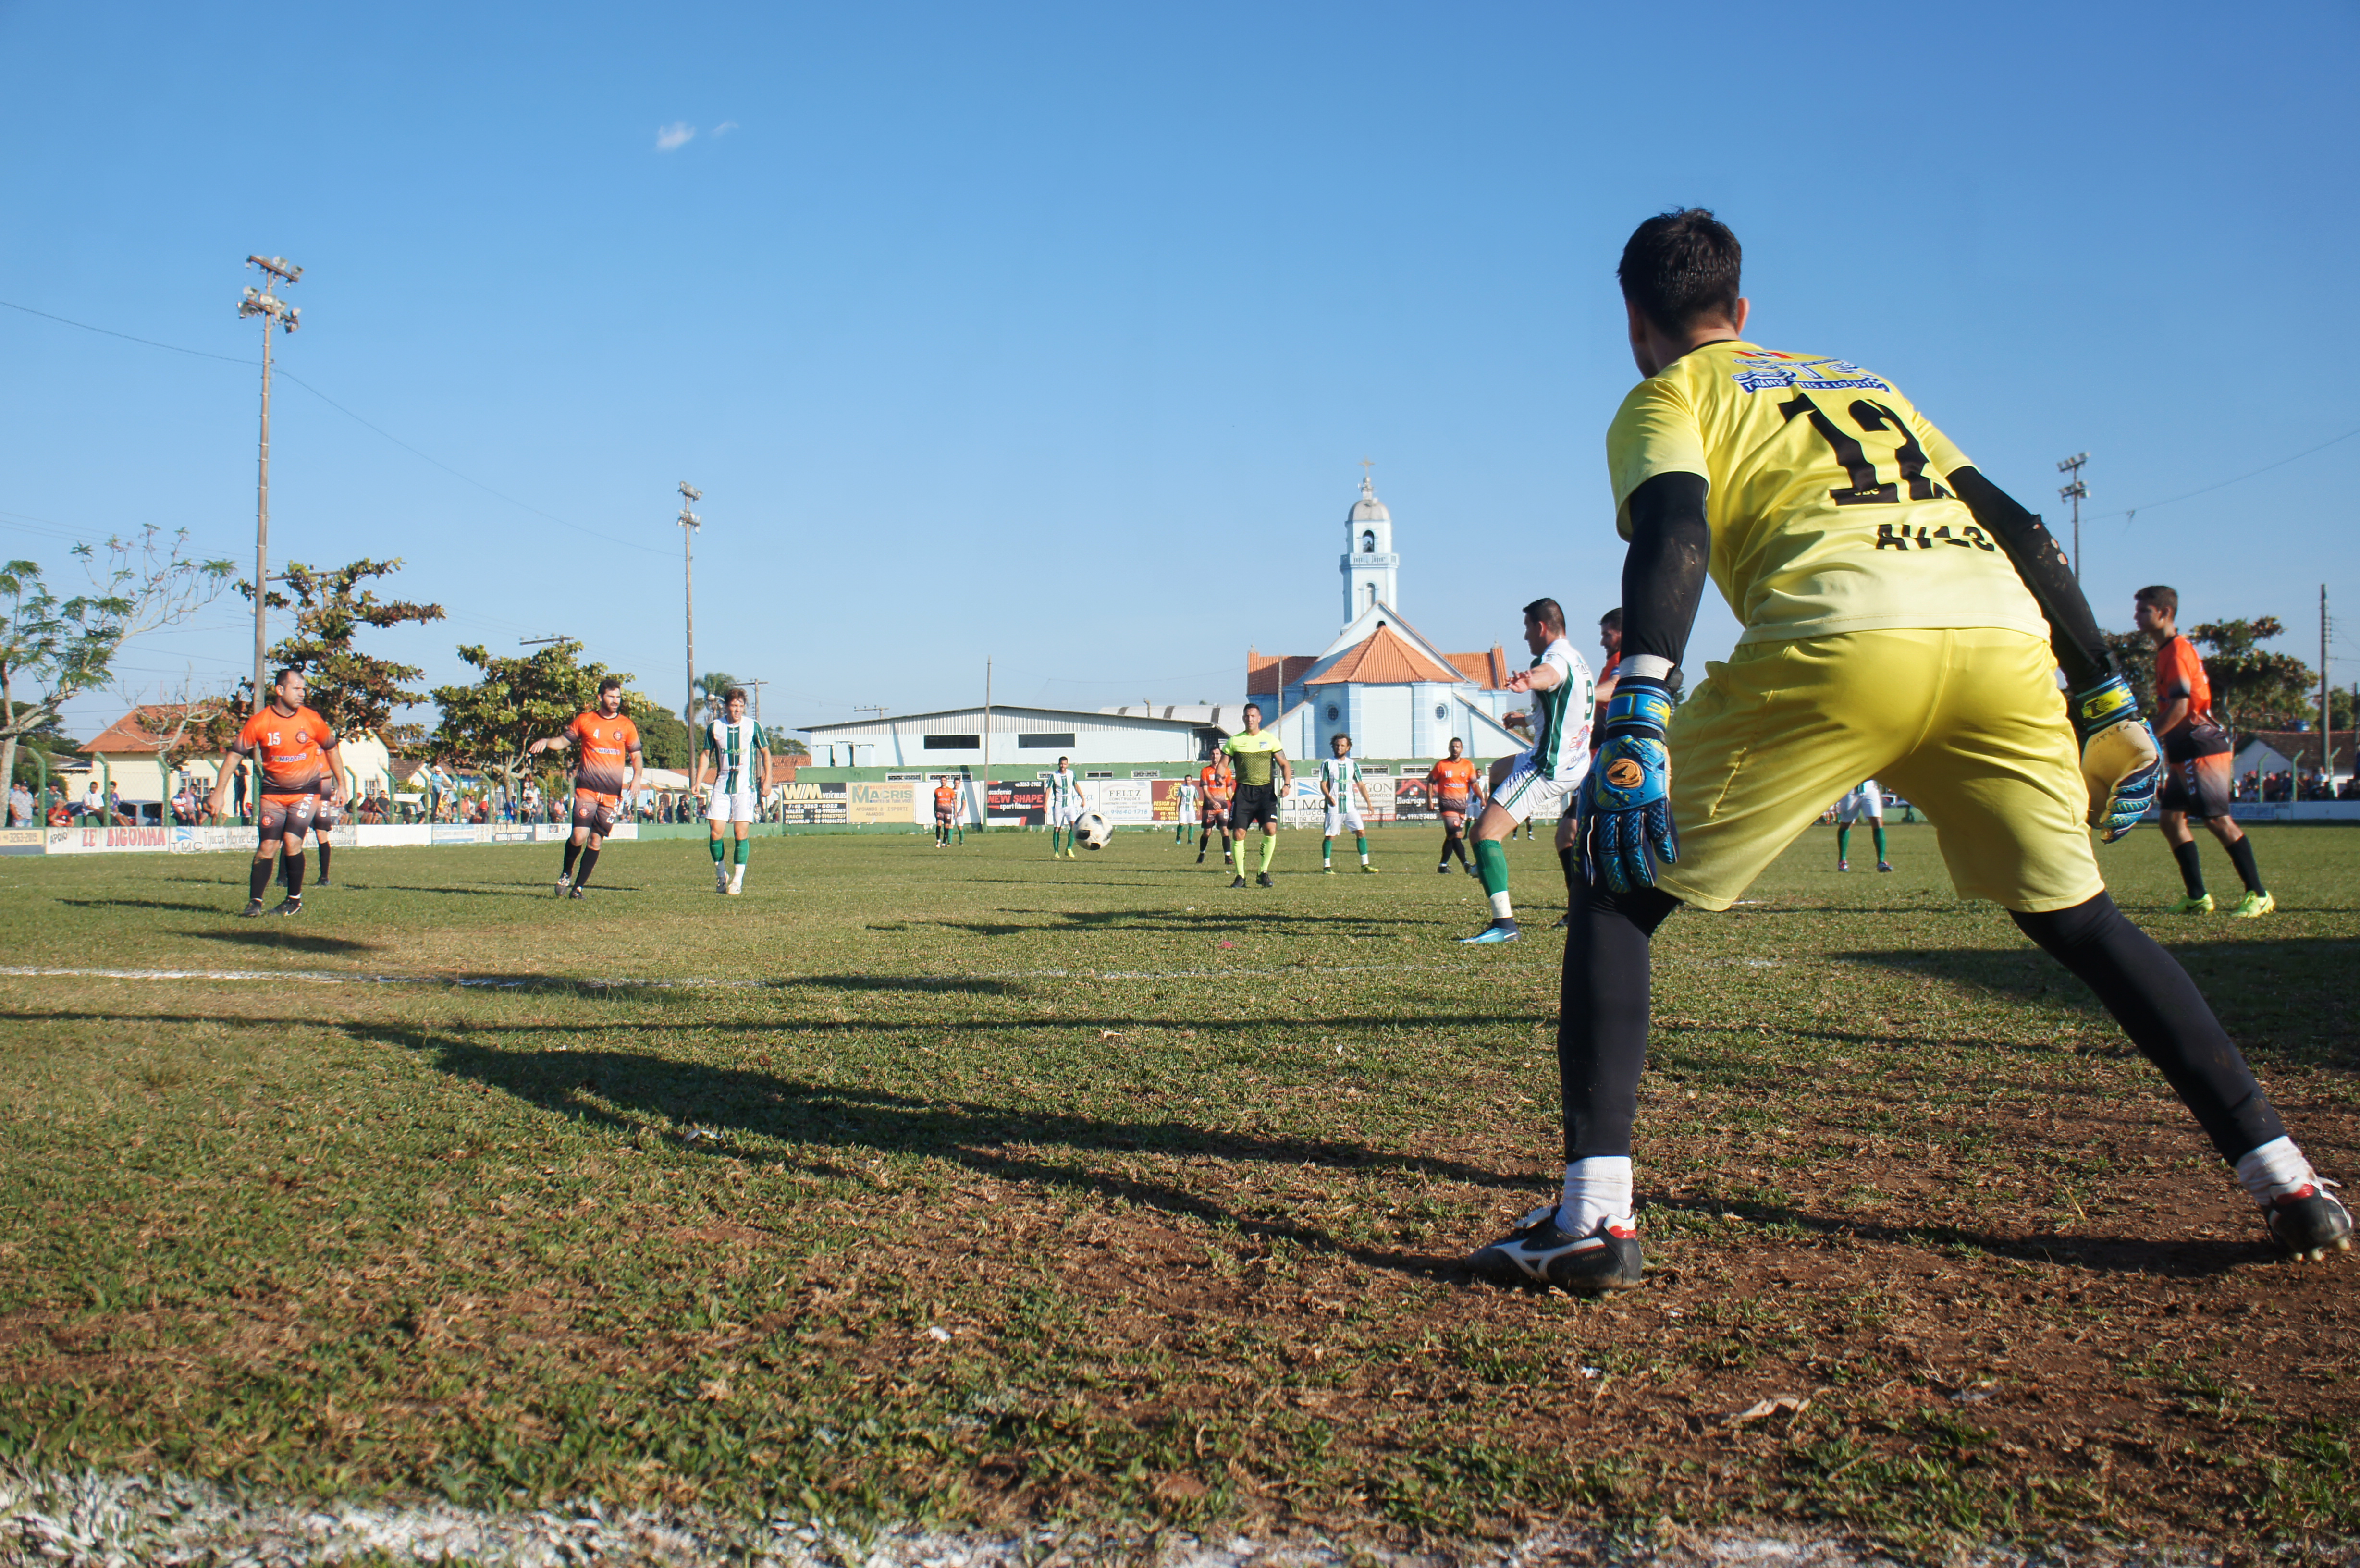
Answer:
[
  {"left": 238, "top": 255, "right": 300, "bottom": 821},
  {"left": 742, "top": 677, "right": 767, "bottom": 726},
  {"left": 2323, "top": 585, "right": 2335, "bottom": 791},
  {"left": 2056, "top": 453, "right": 2089, "bottom": 582},
  {"left": 677, "top": 482, "right": 701, "bottom": 728}
]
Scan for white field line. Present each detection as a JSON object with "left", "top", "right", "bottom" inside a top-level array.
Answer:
[
  {"left": 0, "top": 1464, "right": 1957, "bottom": 1567},
  {"left": 0, "top": 960, "right": 1575, "bottom": 990}
]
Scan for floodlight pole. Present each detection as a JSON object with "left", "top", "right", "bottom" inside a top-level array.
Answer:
[
  {"left": 2323, "top": 585, "right": 2334, "bottom": 790},
  {"left": 238, "top": 254, "right": 301, "bottom": 819},
  {"left": 678, "top": 482, "right": 702, "bottom": 729},
  {"left": 2056, "top": 452, "right": 2089, "bottom": 583}
]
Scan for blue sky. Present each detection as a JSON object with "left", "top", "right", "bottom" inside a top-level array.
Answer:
[{"left": 5, "top": 3, "right": 2358, "bottom": 742}]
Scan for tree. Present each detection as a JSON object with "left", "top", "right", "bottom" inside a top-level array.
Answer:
[
  {"left": 2101, "top": 631, "right": 2155, "bottom": 716},
  {"left": 0, "top": 527, "right": 235, "bottom": 797},
  {"left": 244, "top": 557, "right": 446, "bottom": 746},
  {"left": 431, "top": 640, "right": 667, "bottom": 798},
  {"left": 2188, "top": 617, "right": 2317, "bottom": 736},
  {"left": 694, "top": 670, "right": 739, "bottom": 725},
  {"left": 636, "top": 707, "right": 692, "bottom": 771},
  {"left": 133, "top": 681, "right": 245, "bottom": 789},
  {"left": 774, "top": 733, "right": 810, "bottom": 760}
]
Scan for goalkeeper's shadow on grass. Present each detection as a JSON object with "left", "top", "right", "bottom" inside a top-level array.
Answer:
[
  {"left": 365, "top": 1025, "right": 1499, "bottom": 1280},
  {"left": 181, "top": 928, "right": 383, "bottom": 956}
]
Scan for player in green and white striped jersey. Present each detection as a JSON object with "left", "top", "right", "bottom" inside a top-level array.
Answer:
[
  {"left": 1320, "top": 734, "right": 1378, "bottom": 874},
  {"left": 695, "top": 688, "right": 772, "bottom": 895},
  {"left": 1045, "top": 756, "right": 1088, "bottom": 858},
  {"left": 1462, "top": 598, "right": 1595, "bottom": 943}
]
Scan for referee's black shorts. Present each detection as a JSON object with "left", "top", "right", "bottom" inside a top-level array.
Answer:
[{"left": 1231, "top": 782, "right": 1279, "bottom": 830}]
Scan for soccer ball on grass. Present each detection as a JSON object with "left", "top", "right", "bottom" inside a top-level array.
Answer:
[{"left": 1075, "top": 811, "right": 1113, "bottom": 850}]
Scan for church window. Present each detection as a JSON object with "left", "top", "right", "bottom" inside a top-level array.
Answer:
[
  {"left": 1435, "top": 704, "right": 1448, "bottom": 720},
  {"left": 1325, "top": 704, "right": 1339, "bottom": 722},
  {"left": 1361, "top": 530, "right": 1376, "bottom": 553}
]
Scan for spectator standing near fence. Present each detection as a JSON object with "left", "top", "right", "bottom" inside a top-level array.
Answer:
[{"left": 7, "top": 782, "right": 29, "bottom": 828}]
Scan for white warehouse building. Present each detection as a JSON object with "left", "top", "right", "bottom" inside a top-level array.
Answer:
[{"left": 801, "top": 704, "right": 1241, "bottom": 770}]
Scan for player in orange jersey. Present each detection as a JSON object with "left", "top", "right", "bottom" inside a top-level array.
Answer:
[
  {"left": 933, "top": 776, "right": 965, "bottom": 847},
  {"left": 528, "top": 676, "right": 644, "bottom": 899},
  {"left": 2135, "top": 586, "right": 2271, "bottom": 918},
  {"left": 207, "top": 667, "right": 345, "bottom": 918},
  {"left": 1426, "top": 738, "right": 1483, "bottom": 876},
  {"left": 1195, "top": 754, "right": 1235, "bottom": 867}
]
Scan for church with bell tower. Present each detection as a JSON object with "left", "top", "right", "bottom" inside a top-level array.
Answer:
[{"left": 1245, "top": 471, "right": 1529, "bottom": 761}]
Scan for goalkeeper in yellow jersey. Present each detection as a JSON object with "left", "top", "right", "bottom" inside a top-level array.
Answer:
[{"left": 1469, "top": 208, "right": 2347, "bottom": 1294}]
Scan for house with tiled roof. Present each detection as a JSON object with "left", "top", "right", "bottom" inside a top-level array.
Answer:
[{"left": 1244, "top": 476, "right": 1531, "bottom": 760}]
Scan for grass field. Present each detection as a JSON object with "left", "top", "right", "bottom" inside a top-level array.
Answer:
[{"left": 2, "top": 821, "right": 2357, "bottom": 1559}]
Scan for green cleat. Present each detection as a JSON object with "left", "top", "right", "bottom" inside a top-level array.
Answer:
[
  {"left": 1359, "top": 864, "right": 1377, "bottom": 875},
  {"left": 2231, "top": 890, "right": 2275, "bottom": 919},
  {"left": 2167, "top": 893, "right": 2215, "bottom": 915}
]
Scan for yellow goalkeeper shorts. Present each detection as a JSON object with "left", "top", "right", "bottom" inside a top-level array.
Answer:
[{"left": 1655, "top": 627, "right": 2103, "bottom": 915}]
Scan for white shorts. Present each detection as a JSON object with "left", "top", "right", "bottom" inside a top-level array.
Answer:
[
  {"left": 1491, "top": 758, "right": 1584, "bottom": 824},
  {"left": 1835, "top": 784, "right": 1884, "bottom": 823},
  {"left": 705, "top": 789, "right": 759, "bottom": 824},
  {"left": 1323, "top": 803, "right": 1365, "bottom": 836},
  {"left": 1050, "top": 803, "right": 1085, "bottom": 827}
]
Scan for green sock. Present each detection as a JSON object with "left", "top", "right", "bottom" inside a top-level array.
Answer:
[
  {"left": 1355, "top": 833, "right": 1368, "bottom": 862},
  {"left": 1259, "top": 834, "right": 1277, "bottom": 873},
  {"left": 1837, "top": 825, "right": 1850, "bottom": 862},
  {"left": 709, "top": 836, "right": 727, "bottom": 864},
  {"left": 1322, "top": 836, "right": 1333, "bottom": 866},
  {"left": 734, "top": 836, "right": 750, "bottom": 866},
  {"left": 1475, "top": 838, "right": 1510, "bottom": 898},
  {"left": 1873, "top": 824, "right": 1888, "bottom": 862}
]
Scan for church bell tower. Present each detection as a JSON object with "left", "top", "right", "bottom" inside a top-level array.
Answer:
[{"left": 1340, "top": 471, "right": 1398, "bottom": 627}]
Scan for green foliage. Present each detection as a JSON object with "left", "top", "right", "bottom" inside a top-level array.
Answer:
[
  {"left": 2189, "top": 617, "right": 2316, "bottom": 735},
  {"left": 0, "top": 527, "right": 235, "bottom": 796},
  {"left": 634, "top": 706, "right": 692, "bottom": 771},
  {"left": 430, "top": 639, "right": 658, "bottom": 791},
  {"left": 2101, "top": 631, "right": 2153, "bottom": 712},
  {"left": 242, "top": 558, "right": 447, "bottom": 746}
]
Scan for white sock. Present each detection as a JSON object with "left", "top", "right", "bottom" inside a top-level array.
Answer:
[
  {"left": 1488, "top": 890, "right": 1514, "bottom": 921},
  {"left": 2236, "top": 1136, "right": 2318, "bottom": 1207},
  {"left": 1558, "top": 1156, "right": 1634, "bottom": 1235}
]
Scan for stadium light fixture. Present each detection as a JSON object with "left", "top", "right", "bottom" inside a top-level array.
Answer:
[{"left": 2055, "top": 453, "right": 2090, "bottom": 583}]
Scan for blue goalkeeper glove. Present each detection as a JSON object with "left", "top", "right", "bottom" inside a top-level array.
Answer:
[
  {"left": 2071, "top": 674, "right": 2161, "bottom": 842},
  {"left": 1583, "top": 674, "right": 1677, "bottom": 892}
]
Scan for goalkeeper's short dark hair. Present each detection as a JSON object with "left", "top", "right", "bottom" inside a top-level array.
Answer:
[
  {"left": 2135, "top": 585, "right": 2179, "bottom": 617},
  {"left": 1618, "top": 208, "right": 1742, "bottom": 336},
  {"left": 1522, "top": 598, "right": 1565, "bottom": 634},
  {"left": 1600, "top": 607, "right": 1623, "bottom": 633}
]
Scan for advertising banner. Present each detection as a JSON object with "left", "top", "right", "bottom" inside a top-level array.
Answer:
[
  {"left": 985, "top": 781, "right": 1045, "bottom": 827},
  {"left": 1391, "top": 774, "right": 1438, "bottom": 821},
  {"left": 47, "top": 823, "right": 170, "bottom": 854},
  {"left": 1081, "top": 779, "right": 1154, "bottom": 826},
  {"left": 0, "top": 828, "right": 44, "bottom": 856},
  {"left": 430, "top": 824, "right": 487, "bottom": 846},
  {"left": 847, "top": 781, "right": 916, "bottom": 825},
  {"left": 774, "top": 780, "right": 850, "bottom": 825}
]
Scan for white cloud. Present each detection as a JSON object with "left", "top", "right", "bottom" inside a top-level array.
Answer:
[
  {"left": 712, "top": 120, "right": 738, "bottom": 137},
  {"left": 655, "top": 121, "right": 695, "bottom": 152}
]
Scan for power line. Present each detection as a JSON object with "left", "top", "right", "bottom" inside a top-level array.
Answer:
[
  {"left": 2100, "top": 422, "right": 2360, "bottom": 522},
  {"left": 1, "top": 294, "right": 669, "bottom": 559}
]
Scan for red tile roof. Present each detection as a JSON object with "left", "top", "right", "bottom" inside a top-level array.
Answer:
[
  {"left": 1247, "top": 652, "right": 1318, "bottom": 695},
  {"left": 80, "top": 704, "right": 218, "bottom": 755},
  {"left": 1305, "top": 625, "right": 1465, "bottom": 686},
  {"left": 1447, "top": 645, "right": 1510, "bottom": 689}
]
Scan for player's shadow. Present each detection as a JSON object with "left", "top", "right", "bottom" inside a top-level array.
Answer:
[
  {"left": 919, "top": 907, "right": 1426, "bottom": 938},
  {"left": 182, "top": 928, "right": 382, "bottom": 956},
  {"left": 364, "top": 883, "right": 560, "bottom": 899},
  {"left": 366, "top": 1025, "right": 1499, "bottom": 1280},
  {"left": 52, "top": 897, "right": 228, "bottom": 915},
  {"left": 1643, "top": 1195, "right": 2270, "bottom": 1277}
]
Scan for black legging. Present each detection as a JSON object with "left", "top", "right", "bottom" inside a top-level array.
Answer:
[{"left": 1556, "top": 886, "right": 2284, "bottom": 1166}]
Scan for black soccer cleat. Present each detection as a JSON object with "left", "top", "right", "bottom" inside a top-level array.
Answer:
[
  {"left": 1229, "top": 875, "right": 1248, "bottom": 890},
  {"left": 238, "top": 898, "right": 266, "bottom": 919},
  {"left": 1256, "top": 871, "right": 1275, "bottom": 888},
  {"left": 1467, "top": 1204, "right": 1643, "bottom": 1292},
  {"left": 1463, "top": 860, "right": 1479, "bottom": 879},
  {"left": 1437, "top": 863, "right": 1452, "bottom": 875},
  {"left": 554, "top": 875, "right": 572, "bottom": 897},
  {"left": 1550, "top": 912, "right": 1571, "bottom": 930},
  {"left": 271, "top": 897, "right": 303, "bottom": 918},
  {"left": 2267, "top": 1183, "right": 2353, "bottom": 1261},
  {"left": 567, "top": 885, "right": 587, "bottom": 900}
]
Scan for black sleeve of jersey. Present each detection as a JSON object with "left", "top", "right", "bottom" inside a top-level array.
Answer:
[
  {"left": 1620, "top": 471, "right": 1712, "bottom": 674},
  {"left": 1947, "top": 466, "right": 2114, "bottom": 691}
]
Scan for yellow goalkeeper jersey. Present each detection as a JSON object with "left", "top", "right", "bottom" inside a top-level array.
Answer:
[{"left": 1605, "top": 341, "right": 2050, "bottom": 648}]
